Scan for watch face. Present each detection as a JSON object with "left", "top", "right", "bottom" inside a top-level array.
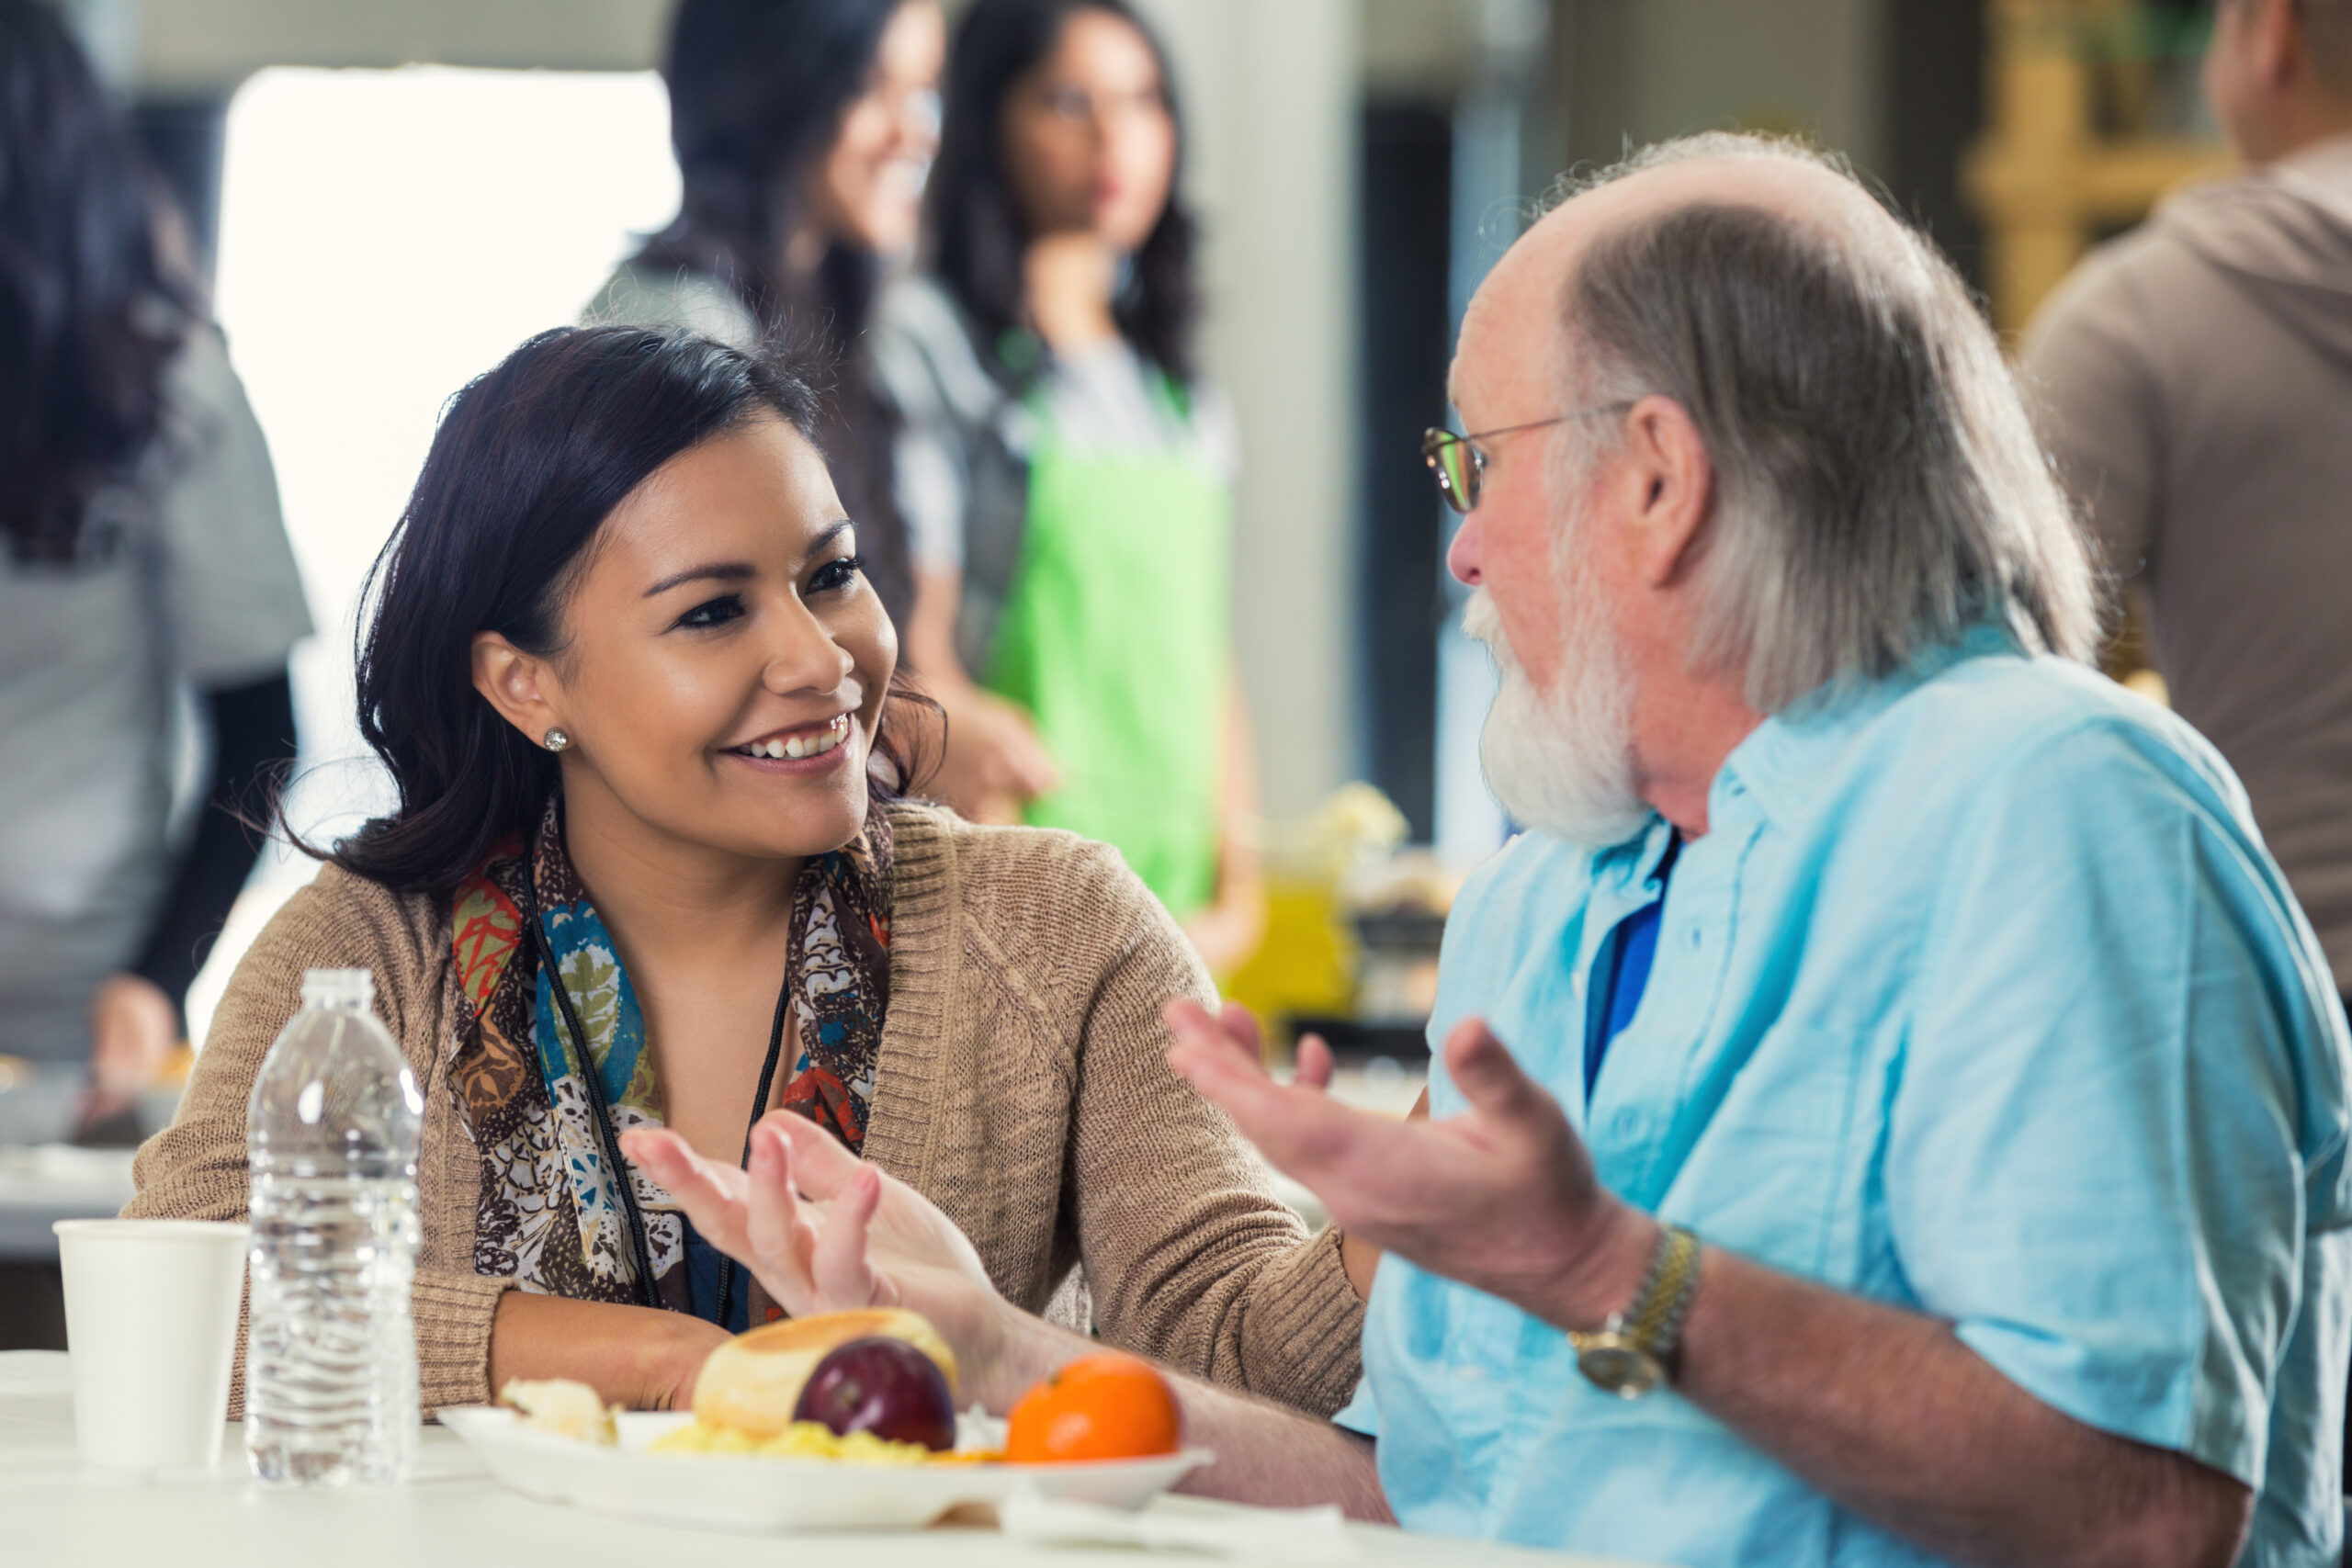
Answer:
[{"left": 1577, "top": 1338, "right": 1666, "bottom": 1399}]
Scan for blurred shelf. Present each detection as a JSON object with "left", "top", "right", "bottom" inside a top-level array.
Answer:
[
  {"left": 1283, "top": 1013, "right": 1432, "bottom": 1066},
  {"left": 1964, "top": 0, "right": 2232, "bottom": 332},
  {"left": 0, "top": 1146, "right": 136, "bottom": 1262}
]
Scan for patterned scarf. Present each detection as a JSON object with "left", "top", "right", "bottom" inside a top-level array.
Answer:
[{"left": 446, "top": 795, "right": 893, "bottom": 1310}]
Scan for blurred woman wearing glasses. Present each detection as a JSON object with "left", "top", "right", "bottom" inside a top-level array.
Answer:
[
  {"left": 876, "top": 0, "right": 1264, "bottom": 973},
  {"left": 588, "top": 0, "right": 944, "bottom": 630}
]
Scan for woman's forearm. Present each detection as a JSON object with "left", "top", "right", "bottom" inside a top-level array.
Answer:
[
  {"left": 487, "top": 1292, "right": 728, "bottom": 1412},
  {"left": 978, "top": 1303, "right": 1391, "bottom": 1521},
  {"left": 1183, "top": 678, "right": 1266, "bottom": 976},
  {"left": 1214, "top": 676, "right": 1264, "bottom": 925}
]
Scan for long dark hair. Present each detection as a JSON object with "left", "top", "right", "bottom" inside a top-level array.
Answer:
[
  {"left": 636, "top": 0, "right": 916, "bottom": 625},
  {"left": 642, "top": 0, "right": 899, "bottom": 331},
  {"left": 927, "top": 0, "right": 1199, "bottom": 386},
  {"left": 0, "top": 0, "right": 194, "bottom": 563},
  {"left": 319, "top": 327, "right": 931, "bottom": 896}
]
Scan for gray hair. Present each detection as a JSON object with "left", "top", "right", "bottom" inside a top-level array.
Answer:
[{"left": 1552, "top": 134, "right": 2099, "bottom": 713}]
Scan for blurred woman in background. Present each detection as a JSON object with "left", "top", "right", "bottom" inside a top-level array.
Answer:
[
  {"left": 587, "top": 0, "right": 945, "bottom": 631},
  {"left": 876, "top": 0, "right": 1264, "bottom": 973},
  {"left": 0, "top": 0, "right": 307, "bottom": 1134}
]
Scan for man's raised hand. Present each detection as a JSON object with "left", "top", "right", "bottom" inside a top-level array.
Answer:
[{"left": 1162, "top": 1000, "right": 1656, "bottom": 1331}]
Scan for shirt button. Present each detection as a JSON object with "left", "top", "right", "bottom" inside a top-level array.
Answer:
[
  {"left": 1611, "top": 1109, "right": 1642, "bottom": 1137},
  {"left": 1685, "top": 927, "right": 1702, "bottom": 951}
]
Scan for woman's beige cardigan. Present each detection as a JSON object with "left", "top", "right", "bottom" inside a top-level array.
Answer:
[{"left": 127, "top": 802, "right": 1363, "bottom": 1416}]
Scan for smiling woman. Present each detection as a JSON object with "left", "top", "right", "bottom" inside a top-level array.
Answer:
[{"left": 122, "top": 326, "right": 1364, "bottom": 1425}]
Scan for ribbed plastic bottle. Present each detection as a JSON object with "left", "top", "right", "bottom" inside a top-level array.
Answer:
[{"left": 244, "top": 967, "right": 424, "bottom": 1484}]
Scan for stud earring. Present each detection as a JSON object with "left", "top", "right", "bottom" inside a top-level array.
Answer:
[{"left": 542, "top": 728, "right": 571, "bottom": 752}]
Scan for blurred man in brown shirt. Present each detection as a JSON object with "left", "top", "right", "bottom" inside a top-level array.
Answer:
[{"left": 2025, "top": 0, "right": 2352, "bottom": 1020}]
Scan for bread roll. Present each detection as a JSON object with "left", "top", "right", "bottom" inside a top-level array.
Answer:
[
  {"left": 498, "top": 1377, "right": 618, "bottom": 1444},
  {"left": 690, "top": 1308, "right": 957, "bottom": 1438}
]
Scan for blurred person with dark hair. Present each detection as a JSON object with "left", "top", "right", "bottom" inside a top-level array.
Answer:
[
  {"left": 0, "top": 0, "right": 306, "bottom": 1133},
  {"left": 585, "top": 0, "right": 944, "bottom": 633},
  {"left": 2025, "top": 0, "right": 2352, "bottom": 1030},
  {"left": 128, "top": 325, "right": 1364, "bottom": 1421},
  {"left": 874, "top": 0, "right": 1265, "bottom": 974}
]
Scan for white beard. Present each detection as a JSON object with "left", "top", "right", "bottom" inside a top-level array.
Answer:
[{"left": 1464, "top": 577, "right": 1650, "bottom": 849}]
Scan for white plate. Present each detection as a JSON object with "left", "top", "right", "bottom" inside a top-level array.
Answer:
[{"left": 441, "top": 1407, "right": 1213, "bottom": 1533}]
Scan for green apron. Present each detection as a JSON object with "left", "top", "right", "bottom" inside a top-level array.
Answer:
[{"left": 981, "top": 378, "right": 1230, "bottom": 919}]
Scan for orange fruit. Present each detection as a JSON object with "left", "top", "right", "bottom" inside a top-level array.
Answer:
[{"left": 1002, "top": 1354, "right": 1182, "bottom": 1463}]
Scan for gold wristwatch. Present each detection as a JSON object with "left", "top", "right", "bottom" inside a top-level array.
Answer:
[{"left": 1570, "top": 1222, "right": 1701, "bottom": 1398}]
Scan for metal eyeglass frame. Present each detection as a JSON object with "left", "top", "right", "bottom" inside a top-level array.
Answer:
[{"left": 1422, "top": 400, "right": 1639, "bottom": 515}]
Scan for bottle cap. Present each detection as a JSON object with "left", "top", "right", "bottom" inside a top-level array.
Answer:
[{"left": 300, "top": 967, "right": 376, "bottom": 1012}]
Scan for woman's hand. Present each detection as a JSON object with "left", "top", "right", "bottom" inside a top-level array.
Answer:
[
  {"left": 80, "top": 972, "right": 180, "bottom": 1133},
  {"left": 902, "top": 562, "right": 1057, "bottom": 820},
  {"left": 622, "top": 1114, "right": 1019, "bottom": 1403},
  {"left": 930, "top": 681, "right": 1058, "bottom": 823},
  {"left": 1182, "top": 892, "right": 1265, "bottom": 978}
]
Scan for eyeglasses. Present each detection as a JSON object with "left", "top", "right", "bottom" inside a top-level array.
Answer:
[{"left": 1422, "top": 401, "right": 1638, "bottom": 515}]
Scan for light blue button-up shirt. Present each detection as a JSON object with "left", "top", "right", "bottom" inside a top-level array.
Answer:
[{"left": 1339, "top": 632, "right": 2352, "bottom": 1567}]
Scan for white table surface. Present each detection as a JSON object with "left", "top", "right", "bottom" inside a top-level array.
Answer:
[
  {"left": 0, "top": 1353, "right": 1650, "bottom": 1568},
  {"left": 0, "top": 1145, "right": 136, "bottom": 1262}
]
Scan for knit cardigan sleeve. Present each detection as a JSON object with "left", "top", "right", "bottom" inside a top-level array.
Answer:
[
  {"left": 125, "top": 866, "right": 512, "bottom": 1416},
  {"left": 1049, "top": 841, "right": 1366, "bottom": 1416}
]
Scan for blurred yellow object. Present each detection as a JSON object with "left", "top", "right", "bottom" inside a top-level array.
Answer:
[
  {"left": 0, "top": 1055, "right": 26, "bottom": 1093},
  {"left": 1223, "top": 880, "right": 1357, "bottom": 1050},
  {"left": 157, "top": 1043, "right": 196, "bottom": 1087},
  {"left": 1221, "top": 784, "right": 1417, "bottom": 1053},
  {"left": 2122, "top": 667, "right": 2170, "bottom": 706}
]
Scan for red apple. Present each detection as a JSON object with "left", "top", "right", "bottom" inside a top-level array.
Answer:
[{"left": 791, "top": 1336, "right": 956, "bottom": 1451}]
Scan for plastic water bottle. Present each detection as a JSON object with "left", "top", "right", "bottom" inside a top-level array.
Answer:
[{"left": 244, "top": 967, "right": 424, "bottom": 1484}]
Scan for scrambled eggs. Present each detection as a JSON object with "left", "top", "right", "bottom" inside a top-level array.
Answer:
[{"left": 649, "top": 1419, "right": 938, "bottom": 1465}]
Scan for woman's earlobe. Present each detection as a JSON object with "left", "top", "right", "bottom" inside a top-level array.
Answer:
[{"left": 469, "top": 630, "right": 556, "bottom": 742}]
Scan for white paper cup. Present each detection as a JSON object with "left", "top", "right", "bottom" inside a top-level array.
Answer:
[{"left": 53, "top": 1218, "right": 249, "bottom": 1476}]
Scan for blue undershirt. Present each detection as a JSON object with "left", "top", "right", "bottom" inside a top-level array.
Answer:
[
  {"left": 683, "top": 1215, "right": 752, "bottom": 1332},
  {"left": 1588, "top": 834, "right": 1679, "bottom": 1099}
]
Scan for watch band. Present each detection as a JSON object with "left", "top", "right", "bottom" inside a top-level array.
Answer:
[
  {"left": 1570, "top": 1222, "right": 1702, "bottom": 1394},
  {"left": 1622, "top": 1222, "right": 1702, "bottom": 1358}
]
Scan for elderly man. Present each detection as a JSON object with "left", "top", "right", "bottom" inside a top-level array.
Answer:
[{"left": 633, "top": 133, "right": 2351, "bottom": 1568}]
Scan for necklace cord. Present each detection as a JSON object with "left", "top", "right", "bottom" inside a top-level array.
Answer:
[
  {"left": 528, "top": 915, "right": 662, "bottom": 1310},
  {"left": 713, "top": 977, "right": 796, "bottom": 1329},
  {"left": 526, "top": 840, "right": 802, "bottom": 1327}
]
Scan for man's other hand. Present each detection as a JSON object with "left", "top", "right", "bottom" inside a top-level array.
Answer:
[{"left": 1164, "top": 999, "right": 1656, "bottom": 1330}]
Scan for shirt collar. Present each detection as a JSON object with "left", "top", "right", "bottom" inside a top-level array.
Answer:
[
  {"left": 1713, "top": 622, "right": 2027, "bottom": 835},
  {"left": 1579, "top": 810, "right": 1678, "bottom": 899}
]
